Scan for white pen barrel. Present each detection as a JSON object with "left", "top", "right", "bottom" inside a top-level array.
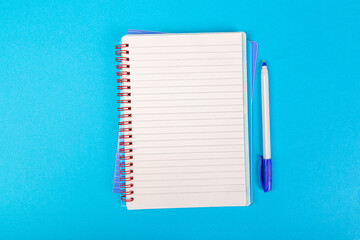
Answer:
[{"left": 261, "top": 66, "right": 271, "bottom": 159}]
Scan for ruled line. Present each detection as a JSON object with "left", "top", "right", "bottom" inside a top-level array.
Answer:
[
  {"left": 134, "top": 164, "right": 244, "bottom": 169},
  {"left": 133, "top": 190, "right": 245, "bottom": 195},
  {"left": 129, "top": 50, "right": 242, "bottom": 55},
  {"left": 133, "top": 170, "right": 244, "bottom": 175},
  {"left": 134, "top": 144, "right": 244, "bottom": 149},
  {"left": 131, "top": 71, "right": 242, "bottom": 75},
  {"left": 133, "top": 118, "right": 243, "bottom": 122},
  {"left": 130, "top": 58, "right": 242, "bottom": 62},
  {"left": 132, "top": 98, "right": 243, "bottom": 102},
  {"left": 128, "top": 44, "right": 242, "bottom": 48},
  {"left": 132, "top": 118, "right": 243, "bottom": 123},
  {"left": 131, "top": 111, "right": 243, "bottom": 116},
  {"left": 133, "top": 157, "right": 244, "bottom": 162},
  {"left": 134, "top": 124, "right": 243, "bottom": 128},
  {"left": 131, "top": 177, "right": 245, "bottom": 182},
  {"left": 132, "top": 84, "right": 242, "bottom": 88},
  {"left": 132, "top": 77, "right": 241, "bottom": 82},
  {"left": 133, "top": 137, "right": 243, "bottom": 141},
  {"left": 135, "top": 150, "right": 244, "bottom": 156},
  {"left": 134, "top": 184, "right": 245, "bottom": 188},
  {"left": 133, "top": 104, "right": 243, "bottom": 109},
  {"left": 130, "top": 64, "right": 242, "bottom": 68},
  {"left": 133, "top": 130, "right": 243, "bottom": 135},
  {"left": 131, "top": 91, "right": 243, "bottom": 95}
]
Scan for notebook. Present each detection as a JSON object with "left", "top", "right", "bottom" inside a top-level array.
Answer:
[{"left": 114, "top": 32, "right": 252, "bottom": 210}]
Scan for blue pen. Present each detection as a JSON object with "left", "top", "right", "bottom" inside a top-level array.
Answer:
[{"left": 260, "top": 61, "right": 272, "bottom": 192}]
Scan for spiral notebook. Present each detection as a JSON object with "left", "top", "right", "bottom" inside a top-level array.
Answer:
[{"left": 114, "top": 32, "right": 253, "bottom": 210}]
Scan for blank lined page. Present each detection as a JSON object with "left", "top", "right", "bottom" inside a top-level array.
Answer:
[{"left": 121, "top": 32, "right": 250, "bottom": 209}]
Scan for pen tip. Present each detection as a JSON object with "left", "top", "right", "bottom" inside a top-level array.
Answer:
[{"left": 262, "top": 60, "right": 267, "bottom": 66}]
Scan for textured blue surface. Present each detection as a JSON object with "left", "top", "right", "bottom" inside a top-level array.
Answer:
[{"left": 0, "top": 0, "right": 360, "bottom": 239}]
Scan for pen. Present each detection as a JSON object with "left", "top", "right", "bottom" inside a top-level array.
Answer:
[{"left": 260, "top": 60, "right": 272, "bottom": 192}]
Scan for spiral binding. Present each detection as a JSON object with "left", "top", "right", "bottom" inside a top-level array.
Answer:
[{"left": 115, "top": 43, "right": 134, "bottom": 203}]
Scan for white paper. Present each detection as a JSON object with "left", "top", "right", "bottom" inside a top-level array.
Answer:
[{"left": 120, "top": 32, "right": 250, "bottom": 209}]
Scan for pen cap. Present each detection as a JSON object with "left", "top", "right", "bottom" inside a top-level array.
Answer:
[{"left": 260, "top": 156, "right": 272, "bottom": 192}]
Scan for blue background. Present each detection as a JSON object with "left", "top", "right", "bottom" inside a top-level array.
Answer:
[{"left": 0, "top": 0, "right": 359, "bottom": 239}]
